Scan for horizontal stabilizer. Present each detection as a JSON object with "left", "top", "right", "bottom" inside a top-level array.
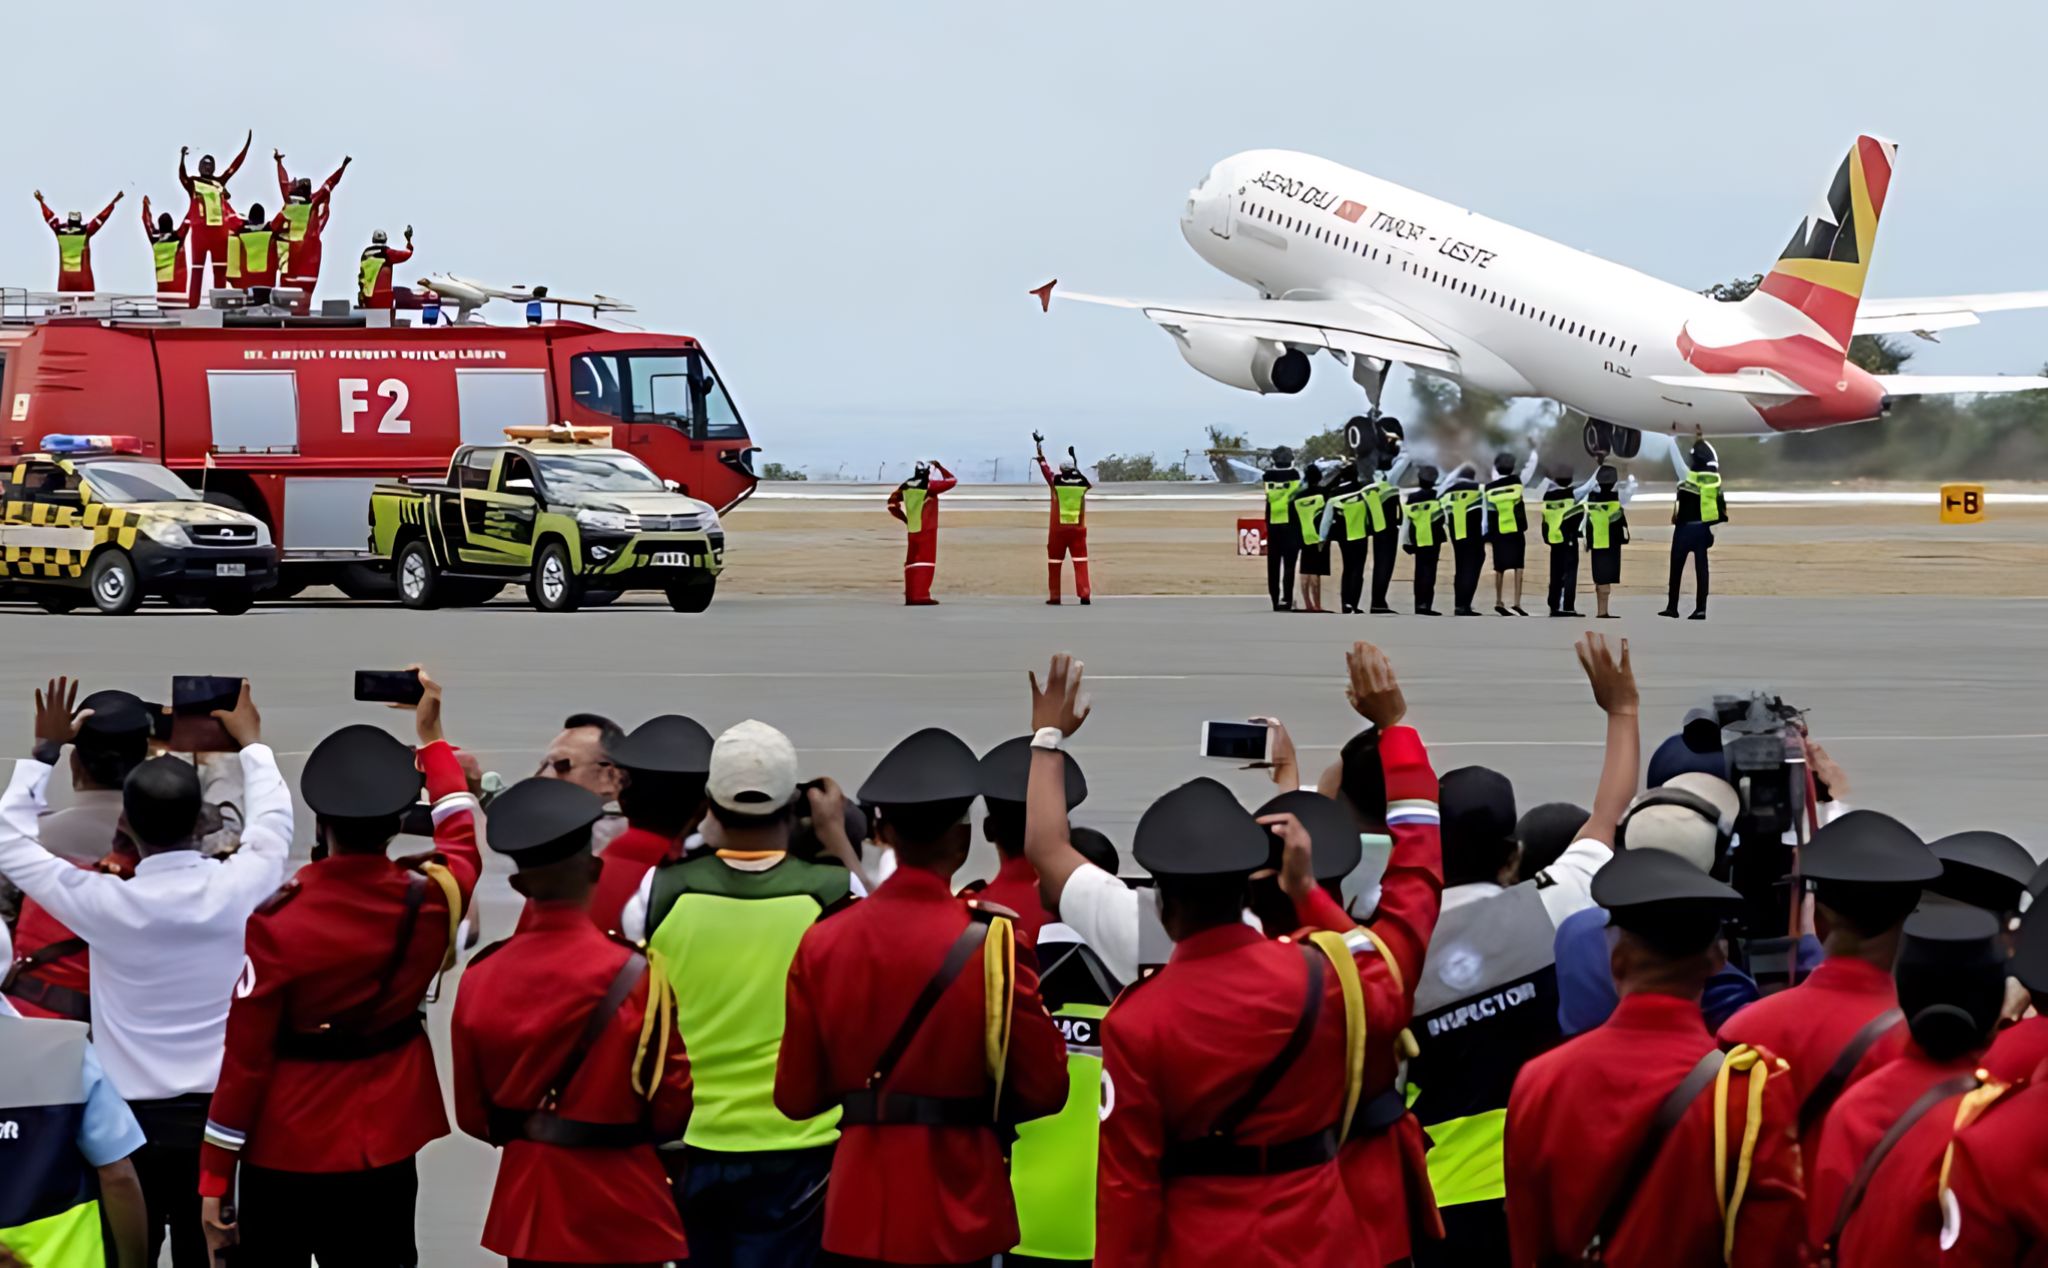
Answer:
[
  {"left": 1649, "top": 371, "right": 1813, "bottom": 399},
  {"left": 1874, "top": 374, "right": 2048, "bottom": 396}
]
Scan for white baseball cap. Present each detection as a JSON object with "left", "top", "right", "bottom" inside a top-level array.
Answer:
[
  {"left": 1625, "top": 772, "right": 1739, "bottom": 873},
  {"left": 707, "top": 719, "right": 800, "bottom": 812}
]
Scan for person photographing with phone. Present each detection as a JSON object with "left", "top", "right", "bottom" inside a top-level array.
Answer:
[
  {"left": 0, "top": 677, "right": 287, "bottom": 1268},
  {"left": 196, "top": 667, "right": 481, "bottom": 1266},
  {"left": 1035, "top": 431, "right": 1093, "bottom": 606}
]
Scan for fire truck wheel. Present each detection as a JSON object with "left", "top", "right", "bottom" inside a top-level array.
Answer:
[
  {"left": 87, "top": 551, "right": 144, "bottom": 616},
  {"left": 529, "top": 542, "right": 583, "bottom": 612},
  {"left": 666, "top": 577, "right": 717, "bottom": 613},
  {"left": 34, "top": 592, "right": 83, "bottom": 615},
  {"left": 396, "top": 541, "right": 442, "bottom": 610}
]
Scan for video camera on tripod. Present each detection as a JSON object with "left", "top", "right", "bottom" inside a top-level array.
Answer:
[{"left": 1683, "top": 691, "right": 1814, "bottom": 978}]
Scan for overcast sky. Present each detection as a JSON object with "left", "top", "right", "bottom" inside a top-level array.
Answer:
[{"left": 8, "top": 1, "right": 2046, "bottom": 473}]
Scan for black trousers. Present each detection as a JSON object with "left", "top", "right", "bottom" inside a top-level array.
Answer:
[
  {"left": 677, "top": 1145, "right": 834, "bottom": 1268},
  {"left": 1266, "top": 519, "right": 1301, "bottom": 608},
  {"left": 1368, "top": 527, "right": 1400, "bottom": 609},
  {"left": 129, "top": 1093, "right": 210, "bottom": 1268},
  {"left": 1669, "top": 521, "right": 1714, "bottom": 611},
  {"left": 1546, "top": 542, "right": 1580, "bottom": 613},
  {"left": 1412, "top": 544, "right": 1441, "bottom": 610},
  {"left": 238, "top": 1156, "right": 420, "bottom": 1266},
  {"left": 1415, "top": 1197, "right": 1511, "bottom": 1268},
  {"left": 1337, "top": 534, "right": 1369, "bottom": 611},
  {"left": 1451, "top": 536, "right": 1485, "bottom": 611}
]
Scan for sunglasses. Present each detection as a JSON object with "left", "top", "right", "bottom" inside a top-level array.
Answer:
[{"left": 539, "top": 756, "right": 615, "bottom": 778}]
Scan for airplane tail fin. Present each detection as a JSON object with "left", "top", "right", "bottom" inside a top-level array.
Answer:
[{"left": 1748, "top": 134, "right": 1897, "bottom": 349}]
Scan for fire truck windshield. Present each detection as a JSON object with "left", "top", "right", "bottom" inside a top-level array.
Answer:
[
  {"left": 80, "top": 462, "right": 203, "bottom": 504},
  {"left": 535, "top": 452, "right": 668, "bottom": 495}
]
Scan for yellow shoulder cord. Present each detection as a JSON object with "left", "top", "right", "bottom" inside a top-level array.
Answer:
[
  {"left": 1308, "top": 930, "right": 1368, "bottom": 1140},
  {"left": 419, "top": 861, "right": 464, "bottom": 973},
  {"left": 632, "top": 949, "right": 678, "bottom": 1101},
  {"left": 1712, "top": 1045, "right": 1772, "bottom": 1265},
  {"left": 1352, "top": 923, "right": 1420, "bottom": 1060},
  {"left": 983, "top": 915, "right": 1016, "bottom": 1116},
  {"left": 1937, "top": 1073, "right": 2007, "bottom": 1210}
]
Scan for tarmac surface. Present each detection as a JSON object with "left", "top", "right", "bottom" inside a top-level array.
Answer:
[{"left": 7, "top": 593, "right": 2041, "bottom": 1264}]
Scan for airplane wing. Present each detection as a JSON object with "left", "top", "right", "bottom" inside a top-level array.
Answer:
[
  {"left": 1047, "top": 287, "right": 1463, "bottom": 375},
  {"left": 1854, "top": 292, "right": 2048, "bottom": 338},
  {"left": 1874, "top": 374, "right": 2048, "bottom": 395},
  {"left": 1649, "top": 371, "right": 1812, "bottom": 399}
]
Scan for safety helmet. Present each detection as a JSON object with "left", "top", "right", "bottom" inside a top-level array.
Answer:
[
  {"left": 371, "top": 229, "right": 390, "bottom": 246},
  {"left": 65, "top": 211, "right": 82, "bottom": 227}
]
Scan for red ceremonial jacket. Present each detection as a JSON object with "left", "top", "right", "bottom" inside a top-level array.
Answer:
[
  {"left": 198, "top": 741, "right": 480, "bottom": 1195},
  {"left": 588, "top": 823, "right": 679, "bottom": 937},
  {"left": 1505, "top": 991, "right": 1806, "bottom": 1268},
  {"left": 969, "top": 854, "right": 1050, "bottom": 945},
  {"left": 451, "top": 899, "right": 692, "bottom": 1264},
  {"left": 1939, "top": 1078, "right": 2048, "bottom": 1266},
  {"left": 1981, "top": 1014, "right": 2048, "bottom": 1085},
  {"left": 776, "top": 864, "right": 1068, "bottom": 1264}
]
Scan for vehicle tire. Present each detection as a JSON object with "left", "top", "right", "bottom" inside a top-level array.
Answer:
[
  {"left": 336, "top": 562, "right": 398, "bottom": 601},
  {"left": 208, "top": 592, "right": 254, "bottom": 616},
  {"left": 261, "top": 577, "right": 309, "bottom": 600},
  {"left": 395, "top": 540, "right": 442, "bottom": 610},
  {"left": 87, "top": 551, "right": 144, "bottom": 615},
  {"left": 528, "top": 541, "right": 582, "bottom": 612},
  {"left": 442, "top": 581, "right": 505, "bottom": 607},
  {"left": 34, "top": 591, "right": 83, "bottom": 614},
  {"left": 583, "top": 589, "right": 622, "bottom": 607},
  {"left": 666, "top": 576, "right": 717, "bottom": 613}
]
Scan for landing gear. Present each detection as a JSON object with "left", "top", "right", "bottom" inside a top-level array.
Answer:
[{"left": 1582, "top": 419, "right": 1642, "bottom": 460}]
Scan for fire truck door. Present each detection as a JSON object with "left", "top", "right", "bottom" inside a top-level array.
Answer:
[
  {"left": 458, "top": 451, "right": 538, "bottom": 568},
  {"left": 0, "top": 461, "right": 92, "bottom": 579}
]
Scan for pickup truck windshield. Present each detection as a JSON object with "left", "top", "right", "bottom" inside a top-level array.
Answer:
[
  {"left": 81, "top": 462, "right": 202, "bottom": 504},
  {"left": 534, "top": 452, "right": 667, "bottom": 495}
]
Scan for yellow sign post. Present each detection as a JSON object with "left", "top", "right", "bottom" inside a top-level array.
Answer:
[{"left": 1939, "top": 484, "right": 1986, "bottom": 524}]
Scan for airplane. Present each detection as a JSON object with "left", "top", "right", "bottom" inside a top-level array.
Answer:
[
  {"left": 1036, "top": 135, "right": 2048, "bottom": 457},
  {"left": 418, "top": 274, "right": 636, "bottom": 324}
]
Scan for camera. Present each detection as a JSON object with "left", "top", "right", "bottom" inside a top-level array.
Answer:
[{"left": 1690, "top": 693, "right": 1807, "bottom": 838}]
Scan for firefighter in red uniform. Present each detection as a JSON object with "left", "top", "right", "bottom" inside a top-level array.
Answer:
[
  {"left": 1716, "top": 810, "right": 1942, "bottom": 1163},
  {"left": 1504, "top": 849, "right": 1806, "bottom": 1268},
  {"left": 225, "top": 203, "right": 288, "bottom": 292},
  {"left": 179, "top": 132, "right": 252, "bottom": 305},
  {"left": 777, "top": 726, "right": 1069, "bottom": 1265},
  {"left": 1034, "top": 432, "right": 1092, "bottom": 605},
  {"left": 587, "top": 713, "right": 712, "bottom": 936},
  {"left": 140, "top": 196, "right": 191, "bottom": 309},
  {"left": 34, "top": 189, "right": 122, "bottom": 292},
  {"left": 1806, "top": 907, "right": 2006, "bottom": 1268},
  {"left": 358, "top": 226, "right": 415, "bottom": 311},
  {"left": 275, "top": 149, "right": 349, "bottom": 313},
  {"left": 886, "top": 459, "right": 957, "bottom": 605},
  {"left": 196, "top": 672, "right": 481, "bottom": 1265},
  {"left": 451, "top": 776, "right": 693, "bottom": 1268}
]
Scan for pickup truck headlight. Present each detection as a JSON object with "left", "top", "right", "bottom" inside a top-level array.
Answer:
[
  {"left": 141, "top": 520, "right": 191, "bottom": 548},
  {"left": 698, "top": 508, "right": 722, "bottom": 535},
  {"left": 575, "top": 509, "right": 635, "bottom": 532},
  {"left": 251, "top": 521, "right": 272, "bottom": 547}
]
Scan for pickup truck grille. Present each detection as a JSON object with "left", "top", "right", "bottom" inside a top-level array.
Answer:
[
  {"left": 189, "top": 523, "right": 260, "bottom": 546},
  {"left": 636, "top": 513, "right": 706, "bottom": 533}
]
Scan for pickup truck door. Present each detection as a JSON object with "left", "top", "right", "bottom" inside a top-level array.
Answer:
[{"left": 457, "top": 451, "right": 539, "bottom": 568}]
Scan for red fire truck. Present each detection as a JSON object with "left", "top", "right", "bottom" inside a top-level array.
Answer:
[{"left": 0, "top": 296, "right": 758, "bottom": 595}]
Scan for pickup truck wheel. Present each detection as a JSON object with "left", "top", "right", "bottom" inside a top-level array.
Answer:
[
  {"left": 336, "top": 563, "right": 398, "bottom": 601},
  {"left": 442, "top": 581, "right": 505, "bottom": 607},
  {"left": 34, "top": 591, "right": 83, "bottom": 614},
  {"left": 88, "top": 551, "right": 144, "bottom": 615},
  {"left": 208, "top": 592, "right": 255, "bottom": 616},
  {"left": 529, "top": 542, "right": 582, "bottom": 612},
  {"left": 666, "top": 576, "right": 717, "bottom": 613},
  {"left": 396, "top": 541, "right": 442, "bottom": 610}
]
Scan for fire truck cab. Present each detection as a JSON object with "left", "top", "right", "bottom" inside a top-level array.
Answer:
[{"left": 0, "top": 291, "right": 759, "bottom": 596}]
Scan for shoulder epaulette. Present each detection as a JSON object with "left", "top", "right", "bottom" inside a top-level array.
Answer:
[
  {"left": 255, "top": 878, "right": 301, "bottom": 915},
  {"left": 466, "top": 937, "right": 511, "bottom": 968},
  {"left": 965, "top": 897, "right": 1019, "bottom": 923}
]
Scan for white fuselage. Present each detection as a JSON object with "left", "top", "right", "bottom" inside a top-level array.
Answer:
[{"left": 1181, "top": 150, "right": 1783, "bottom": 436}]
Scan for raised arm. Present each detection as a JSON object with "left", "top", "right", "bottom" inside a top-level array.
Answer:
[
  {"left": 1573, "top": 472, "right": 1599, "bottom": 500},
  {"left": 34, "top": 192, "right": 58, "bottom": 231},
  {"left": 275, "top": 151, "right": 291, "bottom": 200},
  {"left": 928, "top": 462, "right": 957, "bottom": 494},
  {"left": 1387, "top": 452, "right": 1413, "bottom": 484},
  {"left": 409, "top": 669, "right": 482, "bottom": 900},
  {"left": 222, "top": 130, "right": 252, "bottom": 181},
  {"left": 213, "top": 683, "right": 291, "bottom": 902},
  {"left": 321, "top": 156, "right": 350, "bottom": 200},
  {"left": 0, "top": 679, "right": 127, "bottom": 933},
  {"left": 89, "top": 193, "right": 121, "bottom": 234},
  {"left": 140, "top": 195, "right": 153, "bottom": 234},
  {"left": 1572, "top": 633, "right": 1638, "bottom": 848},
  {"left": 1669, "top": 439, "right": 1694, "bottom": 481},
  {"left": 1024, "top": 653, "right": 1092, "bottom": 912},
  {"left": 1519, "top": 448, "right": 1541, "bottom": 485},
  {"left": 178, "top": 148, "right": 194, "bottom": 194}
]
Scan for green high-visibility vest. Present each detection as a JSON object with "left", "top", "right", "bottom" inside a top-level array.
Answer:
[
  {"left": 195, "top": 181, "right": 225, "bottom": 226},
  {"left": 1685, "top": 471, "right": 1724, "bottom": 524},
  {"left": 646, "top": 855, "right": 851, "bottom": 1152},
  {"left": 1485, "top": 482, "right": 1525, "bottom": 534},
  {"left": 1264, "top": 478, "right": 1301, "bottom": 525},
  {"left": 229, "top": 229, "right": 275, "bottom": 279},
  {"left": 1584, "top": 499, "right": 1625, "bottom": 550},
  {"left": 151, "top": 238, "right": 181, "bottom": 284},
  {"left": 358, "top": 253, "right": 386, "bottom": 301},
  {"left": 1364, "top": 480, "right": 1399, "bottom": 533},
  {"left": 0, "top": 1017, "right": 107, "bottom": 1268},
  {"left": 1540, "top": 496, "right": 1578, "bottom": 545},
  {"left": 1335, "top": 492, "right": 1371, "bottom": 540},
  {"left": 282, "top": 202, "right": 314, "bottom": 241},
  {"left": 1444, "top": 487, "right": 1482, "bottom": 540},
  {"left": 56, "top": 232, "right": 88, "bottom": 275},
  {"left": 1293, "top": 492, "right": 1327, "bottom": 546},
  {"left": 1010, "top": 1001, "right": 1108, "bottom": 1261},
  {"left": 1054, "top": 481, "right": 1086, "bottom": 525},
  {"left": 902, "top": 485, "right": 929, "bottom": 533},
  {"left": 1409, "top": 497, "right": 1441, "bottom": 548}
]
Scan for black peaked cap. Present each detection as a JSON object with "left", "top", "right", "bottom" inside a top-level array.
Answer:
[
  {"left": 858, "top": 727, "right": 982, "bottom": 806},
  {"left": 78, "top": 689, "right": 151, "bottom": 738},
  {"left": 1927, "top": 831, "right": 2035, "bottom": 914},
  {"left": 301, "top": 724, "right": 423, "bottom": 818},
  {"left": 979, "top": 736, "right": 1086, "bottom": 809},
  {"left": 1800, "top": 810, "right": 1941, "bottom": 885},
  {"left": 611, "top": 714, "right": 714, "bottom": 775},
  {"left": 1257, "top": 789, "right": 1362, "bottom": 881},
  {"left": 486, "top": 777, "right": 604, "bottom": 867},
  {"left": 1133, "top": 778, "right": 1266, "bottom": 877}
]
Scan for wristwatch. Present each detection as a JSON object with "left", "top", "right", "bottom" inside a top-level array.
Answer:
[{"left": 1031, "top": 727, "right": 1064, "bottom": 752}]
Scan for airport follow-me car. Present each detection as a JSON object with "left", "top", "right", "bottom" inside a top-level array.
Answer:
[
  {"left": 0, "top": 435, "right": 278, "bottom": 614},
  {"left": 369, "top": 425, "right": 725, "bottom": 612}
]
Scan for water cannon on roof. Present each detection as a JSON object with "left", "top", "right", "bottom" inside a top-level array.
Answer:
[{"left": 418, "top": 274, "right": 636, "bottom": 325}]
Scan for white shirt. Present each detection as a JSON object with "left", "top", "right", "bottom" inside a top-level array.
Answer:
[
  {"left": 1056, "top": 863, "right": 1143, "bottom": 986},
  {"left": 0, "top": 747, "right": 293, "bottom": 1101},
  {"left": 1441, "top": 835, "right": 1612, "bottom": 929}
]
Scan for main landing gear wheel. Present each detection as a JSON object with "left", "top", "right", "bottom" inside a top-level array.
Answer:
[
  {"left": 87, "top": 550, "right": 143, "bottom": 615},
  {"left": 396, "top": 541, "right": 442, "bottom": 610},
  {"left": 1582, "top": 420, "right": 1643, "bottom": 460},
  {"left": 529, "top": 542, "right": 583, "bottom": 612}
]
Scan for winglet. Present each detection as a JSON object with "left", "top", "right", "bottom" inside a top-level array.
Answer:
[{"left": 1030, "top": 279, "right": 1058, "bottom": 313}]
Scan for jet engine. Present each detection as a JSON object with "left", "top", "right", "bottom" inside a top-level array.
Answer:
[{"left": 1166, "top": 327, "right": 1311, "bottom": 395}]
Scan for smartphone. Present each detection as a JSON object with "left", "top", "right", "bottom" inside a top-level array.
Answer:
[
  {"left": 169, "top": 676, "right": 242, "bottom": 753},
  {"left": 354, "top": 668, "right": 425, "bottom": 706},
  {"left": 1200, "top": 720, "right": 1274, "bottom": 764}
]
